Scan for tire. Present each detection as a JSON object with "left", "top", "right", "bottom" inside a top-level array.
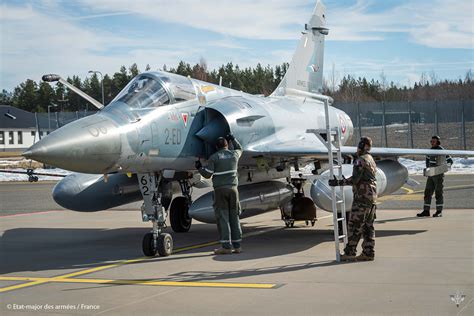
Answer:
[
  {"left": 157, "top": 233, "right": 173, "bottom": 257},
  {"left": 170, "top": 197, "right": 192, "bottom": 232},
  {"left": 142, "top": 232, "right": 156, "bottom": 257}
]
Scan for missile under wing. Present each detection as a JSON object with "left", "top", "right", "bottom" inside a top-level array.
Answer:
[{"left": 23, "top": 1, "right": 474, "bottom": 257}]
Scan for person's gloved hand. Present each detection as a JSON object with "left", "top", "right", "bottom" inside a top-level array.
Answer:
[
  {"left": 195, "top": 160, "right": 202, "bottom": 170},
  {"left": 328, "top": 176, "right": 342, "bottom": 186},
  {"left": 225, "top": 133, "right": 235, "bottom": 141}
]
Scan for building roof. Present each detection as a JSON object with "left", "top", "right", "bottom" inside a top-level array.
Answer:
[{"left": 0, "top": 105, "right": 48, "bottom": 129}]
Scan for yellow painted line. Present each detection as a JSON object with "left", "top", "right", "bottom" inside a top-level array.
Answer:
[
  {"left": 0, "top": 276, "right": 276, "bottom": 289},
  {"left": 0, "top": 280, "right": 47, "bottom": 293},
  {"left": 0, "top": 226, "right": 285, "bottom": 293},
  {"left": 411, "top": 184, "right": 474, "bottom": 195},
  {"left": 57, "top": 257, "right": 148, "bottom": 279},
  {"left": 378, "top": 184, "right": 474, "bottom": 201},
  {"left": 378, "top": 194, "right": 423, "bottom": 201},
  {"left": 173, "top": 241, "right": 219, "bottom": 253},
  {"left": 400, "top": 186, "right": 414, "bottom": 194}
]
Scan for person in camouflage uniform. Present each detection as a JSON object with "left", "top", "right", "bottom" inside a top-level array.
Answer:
[
  {"left": 329, "top": 136, "right": 377, "bottom": 262},
  {"left": 417, "top": 135, "right": 453, "bottom": 218},
  {"left": 196, "top": 134, "right": 243, "bottom": 255}
]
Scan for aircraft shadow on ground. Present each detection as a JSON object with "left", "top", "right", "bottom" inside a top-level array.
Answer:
[{"left": 0, "top": 223, "right": 426, "bottom": 275}]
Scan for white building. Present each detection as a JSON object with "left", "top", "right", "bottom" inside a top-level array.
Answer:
[{"left": 0, "top": 105, "right": 51, "bottom": 152}]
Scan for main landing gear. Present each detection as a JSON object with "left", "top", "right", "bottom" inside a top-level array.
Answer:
[
  {"left": 170, "top": 180, "right": 193, "bottom": 233},
  {"left": 138, "top": 173, "right": 173, "bottom": 257}
]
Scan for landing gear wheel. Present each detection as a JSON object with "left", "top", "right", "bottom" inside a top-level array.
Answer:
[
  {"left": 305, "top": 220, "right": 309, "bottom": 226},
  {"left": 311, "top": 220, "right": 316, "bottom": 227},
  {"left": 142, "top": 232, "right": 157, "bottom": 257},
  {"left": 157, "top": 233, "right": 173, "bottom": 257},
  {"left": 170, "top": 197, "right": 192, "bottom": 232}
]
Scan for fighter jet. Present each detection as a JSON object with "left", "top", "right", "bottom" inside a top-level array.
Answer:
[{"left": 24, "top": 1, "right": 474, "bottom": 256}]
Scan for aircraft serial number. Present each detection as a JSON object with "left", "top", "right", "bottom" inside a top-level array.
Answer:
[{"left": 164, "top": 128, "right": 181, "bottom": 145}]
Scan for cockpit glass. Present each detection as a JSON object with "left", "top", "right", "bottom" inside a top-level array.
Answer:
[
  {"left": 113, "top": 75, "right": 170, "bottom": 109},
  {"left": 158, "top": 73, "right": 196, "bottom": 102}
]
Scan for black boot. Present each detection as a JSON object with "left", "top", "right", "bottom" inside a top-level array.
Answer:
[
  {"left": 433, "top": 206, "right": 443, "bottom": 217},
  {"left": 417, "top": 210, "right": 430, "bottom": 217}
]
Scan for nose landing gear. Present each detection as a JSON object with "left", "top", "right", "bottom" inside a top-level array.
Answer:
[{"left": 138, "top": 173, "right": 173, "bottom": 257}]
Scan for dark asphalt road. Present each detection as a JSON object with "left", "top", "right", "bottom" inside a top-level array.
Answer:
[{"left": 0, "top": 174, "right": 473, "bottom": 217}]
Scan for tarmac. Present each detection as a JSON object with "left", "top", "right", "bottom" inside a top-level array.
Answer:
[{"left": 0, "top": 174, "right": 473, "bottom": 315}]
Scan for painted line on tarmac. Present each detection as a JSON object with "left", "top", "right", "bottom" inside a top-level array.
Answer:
[
  {"left": 0, "top": 276, "right": 277, "bottom": 289},
  {"left": 411, "top": 184, "right": 474, "bottom": 194},
  {"left": 400, "top": 186, "right": 415, "bottom": 194},
  {"left": 378, "top": 184, "right": 474, "bottom": 202},
  {"left": 0, "top": 224, "right": 293, "bottom": 293}
]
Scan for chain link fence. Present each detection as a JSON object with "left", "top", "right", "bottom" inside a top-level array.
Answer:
[
  {"left": 35, "top": 99, "right": 474, "bottom": 151},
  {"left": 334, "top": 99, "right": 473, "bottom": 150}
]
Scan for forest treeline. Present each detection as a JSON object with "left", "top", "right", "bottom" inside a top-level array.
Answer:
[{"left": 1, "top": 60, "right": 472, "bottom": 113}]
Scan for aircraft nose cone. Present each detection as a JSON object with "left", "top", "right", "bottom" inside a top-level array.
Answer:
[{"left": 23, "top": 114, "right": 122, "bottom": 173}]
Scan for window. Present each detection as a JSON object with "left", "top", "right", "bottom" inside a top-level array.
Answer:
[
  {"left": 0, "top": 131, "right": 4, "bottom": 145},
  {"left": 9, "top": 131, "right": 14, "bottom": 144},
  {"left": 31, "top": 131, "right": 35, "bottom": 137},
  {"left": 114, "top": 75, "right": 170, "bottom": 109},
  {"left": 17, "top": 131, "right": 23, "bottom": 144}
]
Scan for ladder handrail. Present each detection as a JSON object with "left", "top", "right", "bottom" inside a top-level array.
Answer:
[{"left": 322, "top": 99, "right": 348, "bottom": 262}]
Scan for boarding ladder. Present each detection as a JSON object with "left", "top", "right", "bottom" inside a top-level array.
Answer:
[
  {"left": 308, "top": 98, "right": 348, "bottom": 262},
  {"left": 324, "top": 100, "right": 348, "bottom": 262}
]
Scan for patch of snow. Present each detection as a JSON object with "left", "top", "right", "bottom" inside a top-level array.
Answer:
[{"left": 399, "top": 157, "right": 474, "bottom": 175}]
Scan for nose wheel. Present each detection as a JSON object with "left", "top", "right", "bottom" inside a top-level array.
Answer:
[
  {"left": 138, "top": 173, "right": 174, "bottom": 257},
  {"left": 142, "top": 232, "right": 173, "bottom": 257}
]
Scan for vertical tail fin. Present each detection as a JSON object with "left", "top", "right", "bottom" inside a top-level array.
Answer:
[{"left": 272, "top": 1, "right": 327, "bottom": 96}]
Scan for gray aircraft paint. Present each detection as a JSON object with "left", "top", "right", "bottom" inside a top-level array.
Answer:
[{"left": 24, "top": 0, "right": 474, "bottom": 215}]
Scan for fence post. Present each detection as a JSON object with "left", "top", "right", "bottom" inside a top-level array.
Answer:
[
  {"left": 55, "top": 112, "right": 60, "bottom": 129},
  {"left": 357, "top": 101, "right": 362, "bottom": 140},
  {"left": 461, "top": 99, "right": 466, "bottom": 150},
  {"left": 408, "top": 101, "right": 414, "bottom": 148},
  {"left": 382, "top": 101, "right": 387, "bottom": 147}
]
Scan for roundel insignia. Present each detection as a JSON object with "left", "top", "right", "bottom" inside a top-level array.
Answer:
[
  {"left": 181, "top": 112, "right": 189, "bottom": 127},
  {"left": 339, "top": 114, "right": 346, "bottom": 134}
]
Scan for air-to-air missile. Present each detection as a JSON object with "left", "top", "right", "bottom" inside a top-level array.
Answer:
[{"left": 25, "top": 1, "right": 474, "bottom": 256}]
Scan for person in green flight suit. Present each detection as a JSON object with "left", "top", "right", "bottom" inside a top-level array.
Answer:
[
  {"left": 195, "top": 134, "right": 243, "bottom": 255},
  {"left": 417, "top": 135, "right": 453, "bottom": 218}
]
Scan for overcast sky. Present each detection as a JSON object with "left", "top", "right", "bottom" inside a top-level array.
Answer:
[{"left": 1, "top": 0, "right": 473, "bottom": 91}]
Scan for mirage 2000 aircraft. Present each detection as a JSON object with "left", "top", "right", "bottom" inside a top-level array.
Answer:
[{"left": 24, "top": 1, "right": 474, "bottom": 256}]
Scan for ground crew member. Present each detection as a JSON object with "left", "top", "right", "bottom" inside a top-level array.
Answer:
[
  {"left": 329, "top": 136, "right": 377, "bottom": 262},
  {"left": 195, "top": 134, "right": 243, "bottom": 255},
  {"left": 417, "top": 136, "right": 453, "bottom": 218}
]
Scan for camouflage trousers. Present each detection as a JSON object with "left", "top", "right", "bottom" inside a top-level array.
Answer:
[
  {"left": 343, "top": 202, "right": 376, "bottom": 257},
  {"left": 213, "top": 187, "right": 242, "bottom": 249}
]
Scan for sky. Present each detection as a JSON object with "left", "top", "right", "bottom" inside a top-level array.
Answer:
[{"left": 1, "top": 0, "right": 473, "bottom": 92}]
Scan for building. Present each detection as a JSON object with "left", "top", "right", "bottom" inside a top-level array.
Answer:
[{"left": 0, "top": 105, "right": 50, "bottom": 152}]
